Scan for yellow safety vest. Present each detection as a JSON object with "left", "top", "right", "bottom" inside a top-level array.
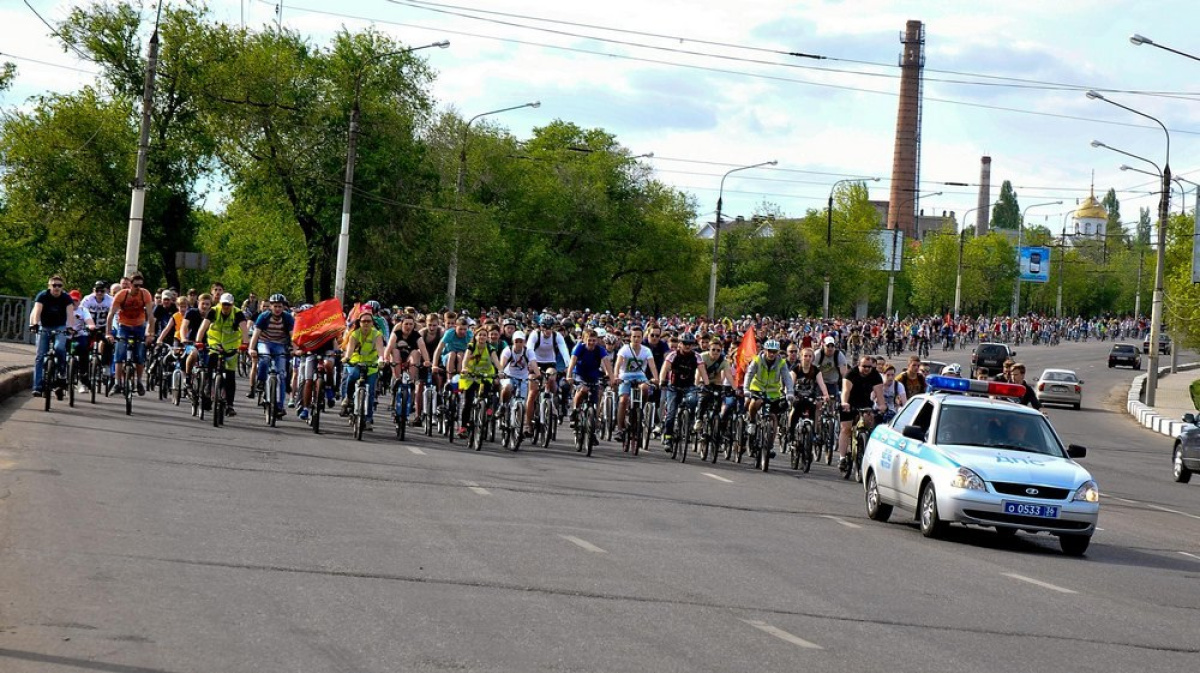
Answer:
[
  {"left": 747, "top": 354, "right": 784, "bottom": 395},
  {"left": 206, "top": 308, "right": 243, "bottom": 351},
  {"left": 349, "top": 326, "right": 381, "bottom": 366}
]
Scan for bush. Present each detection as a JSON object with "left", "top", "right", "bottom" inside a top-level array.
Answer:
[{"left": 1189, "top": 379, "right": 1200, "bottom": 411}]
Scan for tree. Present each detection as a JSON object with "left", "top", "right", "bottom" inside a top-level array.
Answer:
[
  {"left": 992, "top": 180, "right": 1020, "bottom": 230},
  {"left": 1102, "top": 187, "right": 1123, "bottom": 239},
  {"left": 1137, "top": 207, "right": 1152, "bottom": 247}
]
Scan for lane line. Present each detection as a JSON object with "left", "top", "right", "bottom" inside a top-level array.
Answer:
[
  {"left": 1179, "top": 551, "right": 1200, "bottom": 561},
  {"left": 741, "top": 619, "right": 823, "bottom": 650},
  {"left": 702, "top": 472, "right": 733, "bottom": 483},
  {"left": 560, "top": 535, "right": 607, "bottom": 553},
  {"left": 1002, "top": 572, "right": 1078, "bottom": 594},
  {"left": 819, "top": 515, "right": 862, "bottom": 529},
  {"left": 1109, "top": 495, "right": 1200, "bottom": 521},
  {"left": 407, "top": 447, "right": 426, "bottom": 456},
  {"left": 461, "top": 480, "right": 491, "bottom": 496}
]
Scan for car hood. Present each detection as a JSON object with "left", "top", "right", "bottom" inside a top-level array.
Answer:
[{"left": 938, "top": 444, "right": 1091, "bottom": 486}]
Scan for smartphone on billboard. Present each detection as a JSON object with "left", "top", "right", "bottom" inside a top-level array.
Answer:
[{"left": 1030, "top": 251, "right": 1042, "bottom": 275}]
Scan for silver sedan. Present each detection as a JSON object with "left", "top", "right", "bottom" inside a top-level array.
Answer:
[{"left": 1035, "top": 368, "right": 1082, "bottom": 410}]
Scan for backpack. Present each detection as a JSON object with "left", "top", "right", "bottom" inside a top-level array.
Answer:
[{"left": 814, "top": 347, "right": 844, "bottom": 384}]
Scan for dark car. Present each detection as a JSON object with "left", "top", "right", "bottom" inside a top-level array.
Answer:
[
  {"left": 1173, "top": 415, "right": 1200, "bottom": 483},
  {"left": 1143, "top": 333, "right": 1171, "bottom": 355},
  {"left": 971, "top": 342, "right": 1014, "bottom": 372},
  {"left": 1108, "top": 343, "right": 1142, "bottom": 369}
]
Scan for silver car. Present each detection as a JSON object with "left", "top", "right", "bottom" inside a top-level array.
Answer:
[{"left": 1035, "top": 368, "right": 1082, "bottom": 410}]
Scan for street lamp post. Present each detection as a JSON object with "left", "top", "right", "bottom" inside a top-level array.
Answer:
[
  {"left": 334, "top": 40, "right": 449, "bottom": 303},
  {"left": 824, "top": 177, "right": 880, "bottom": 319},
  {"left": 707, "top": 160, "right": 777, "bottom": 321},
  {"left": 885, "top": 190, "right": 941, "bottom": 318},
  {"left": 445, "top": 101, "right": 541, "bottom": 311},
  {"left": 1011, "top": 200, "right": 1063, "bottom": 316},
  {"left": 1087, "top": 89, "right": 1171, "bottom": 406},
  {"left": 1130, "top": 34, "right": 1200, "bottom": 62}
]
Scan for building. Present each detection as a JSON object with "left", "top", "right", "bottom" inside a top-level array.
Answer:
[
  {"left": 696, "top": 215, "right": 775, "bottom": 239},
  {"left": 1071, "top": 189, "right": 1108, "bottom": 242},
  {"left": 870, "top": 201, "right": 956, "bottom": 240}
]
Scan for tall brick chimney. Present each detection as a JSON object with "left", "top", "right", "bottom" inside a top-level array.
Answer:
[
  {"left": 886, "top": 20, "right": 925, "bottom": 240},
  {"left": 977, "top": 156, "right": 992, "bottom": 235}
]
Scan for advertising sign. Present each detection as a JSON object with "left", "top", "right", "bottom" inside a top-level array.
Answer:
[
  {"left": 874, "top": 229, "right": 905, "bottom": 272},
  {"left": 1019, "top": 246, "right": 1050, "bottom": 283}
]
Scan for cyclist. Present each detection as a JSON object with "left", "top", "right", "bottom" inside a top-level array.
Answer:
[
  {"left": 611, "top": 324, "right": 658, "bottom": 443},
  {"left": 294, "top": 304, "right": 339, "bottom": 424},
  {"left": 814, "top": 335, "right": 848, "bottom": 401},
  {"left": 528, "top": 315, "right": 571, "bottom": 402},
  {"left": 499, "top": 330, "right": 540, "bottom": 437},
  {"left": 196, "top": 293, "right": 249, "bottom": 416},
  {"left": 788, "top": 346, "right": 829, "bottom": 435},
  {"left": 658, "top": 332, "right": 709, "bottom": 447},
  {"left": 743, "top": 339, "right": 794, "bottom": 442},
  {"left": 567, "top": 328, "right": 614, "bottom": 427},
  {"left": 80, "top": 281, "right": 113, "bottom": 392},
  {"left": 431, "top": 316, "right": 472, "bottom": 380},
  {"left": 182, "top": 294, "right": 213, "bottom": 378},
  {"left": 895, "top": 355, "right": 925, "bottom": 399},
  {"left": 107, "top": 272, "right": 156, "bottom": 396},
  {"left": 698, "top": 334, "right": 736, "bottom": 436},
  {"left": 248, "top": 294, "right": 294, "bottom": 419},
  {"left": 340, "top": 311, "right": 387, "bottom": 431},
  {"left": 879, "top": 364, "right": 907, "bottom": 420},
  {"left": 838, "top": 355, "right": 886, "bottom": 471},
  {"left": 385, "top": 313, "right": 422, "bottom": 425},
  {"left": 458, "top": 328, "right": 501, "bottom": 439}
]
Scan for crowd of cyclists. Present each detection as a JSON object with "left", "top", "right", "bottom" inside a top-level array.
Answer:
[{"left": 26, "top": 272, "right": 1156, "bottom": 478}]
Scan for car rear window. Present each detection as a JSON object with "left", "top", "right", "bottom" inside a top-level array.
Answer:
[
  {"left": 1113, "top": 345, "right": 1134, "bottom": 353},
  {"left": 978, "top": 345, "right": 1005, "bottom": 357},
  {"left": 1042, "top": 371, "right": 1077, "bottom": 382}
]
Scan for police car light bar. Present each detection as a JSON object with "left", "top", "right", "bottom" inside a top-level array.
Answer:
[{"left": 927, "top": 375, "right": 1025, "bottom": 398}]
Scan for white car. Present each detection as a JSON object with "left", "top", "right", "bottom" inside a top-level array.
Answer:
[
  {"left": 1035, "top": 368, "right": 1083, "bottom": 410},
  {"left": 861, "top": 376, "right": 1100, "bottom": 556}
]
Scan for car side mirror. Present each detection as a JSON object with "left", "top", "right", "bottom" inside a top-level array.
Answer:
[
  {"left": 1067, "top": 444, "right": 1087, "bottom": 459},
  {"left": 1010, "top": 351, "right": 1017, "bottom": 357},
  {"left": 1078, "top": 379, "right": 1084, "bottom": 384},
  {"left": 902, "top": 425, "right": 926, "bottom": 441},
  {"left": 1184, "top": 413, "right": 1197, "bottom": 425}
]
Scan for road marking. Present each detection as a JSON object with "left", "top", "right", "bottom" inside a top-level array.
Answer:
[
  {"left": 1109, "top": 496, "right": 1200, "bottom": 520},
  {"left": 741, "top": 619, "right": 823, "bottom": 650},
  {"left": 560, "top": 535, "right": 607, "bottom": 553},
  {"left": 819, "top": 515, "right": 862, "bottom": 529},
  {"left": 407, "top": 446, "right": 426, "bottom": 456},
  {"left": 1002, "top": 573, "right": 1077, "bottom": 594},
  {"left": 702, "top": 472, "right": 733, "bottom": 483},
  {"left": 461, "top": 480, "right": 490, "bottom": 496},
  {"left": 1179, "top": 551, "right": 1200, "bottom": 561}
]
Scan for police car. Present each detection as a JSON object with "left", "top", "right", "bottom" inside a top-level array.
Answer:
[{"left": 861, "top": 376, "right": 1100, "bottom": 556}]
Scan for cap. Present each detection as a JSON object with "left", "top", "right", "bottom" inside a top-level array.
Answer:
[
  {"left": 69, "top": 290, "right": 82, "bottom": 302},
  {"left": 823, "top": 336, "right": 836, "bottom": 346},
  {"left": 93, "top": 280, "right": 107, "bottom": 290},
  {"left": 219, "top": 293, "right": 235, "bottom": 305},
  {"left": 513, "top": 330, "right": 526, "bottom": 342},
  {"left": 944, "top": 363, "right": 962, "bottom": 375}
]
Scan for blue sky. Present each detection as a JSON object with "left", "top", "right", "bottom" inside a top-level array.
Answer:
[{"left": 5, "top": 0, "right": 1200, "bottom": 230}]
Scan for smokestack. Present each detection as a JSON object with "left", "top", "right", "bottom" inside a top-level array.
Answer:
[
  {"left": 887, "top": 20, "right": 925, "bottom": 240},
  {"left": 977, "top": 155, "right": 992, "bottom": 235}
]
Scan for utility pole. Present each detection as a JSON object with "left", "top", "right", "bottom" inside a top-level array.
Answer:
[
  {"left": 1056, "top": 226, "right": 1066, "bottom": 317},
  {"left": 122, "top": 19, "right": 161, "bottom": 277}
]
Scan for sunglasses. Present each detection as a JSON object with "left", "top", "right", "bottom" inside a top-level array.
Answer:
[{"left": 51, "top": 284, "right": 63, "bottom": 288}]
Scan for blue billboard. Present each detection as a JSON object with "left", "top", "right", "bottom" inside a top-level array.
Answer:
[{"left": 1019, "top": 246, "right": 1050, "bottom": 283}]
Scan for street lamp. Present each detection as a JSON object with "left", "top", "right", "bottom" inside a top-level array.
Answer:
[
  {"left": 1011, "top": 200, "right": 1063, "bottom": 315},
  {"left": 707, "top": 160, "right": 777, "bottom": 320},
  {"left": 1129, "top": 34, "right": 1200, "bottom": 63},
  {"left": 825, "top": 176, "right": 881, "bottom": 319},
  {"left": 1087, "top": 89, "right": 1171, "bottom": 406},
  {"left": 445, "top": 101, "right": 541, "bottom": 311},
  {"left": 1120, "top": 164, "right": 1189, "bottom": 215},
  {"left": 334, "top": 40, "right": 449, "bottom": 303}
]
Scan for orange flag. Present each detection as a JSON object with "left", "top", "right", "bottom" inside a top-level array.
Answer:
[
  {"left": 734, "top": 326, "right": 758, "bottom": 388},
  {"left": 293, "top": 298, "right": 345, "bottom": 352}
]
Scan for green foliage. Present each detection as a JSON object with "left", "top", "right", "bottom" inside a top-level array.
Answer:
[
  {"left": 1102, "top": 188, "right": 1123, "bottom": 238},
  {"left": 1190, "top": 379, "right": 1200, "bottom": 411},
  {"left": 1137, "top": 207, "right": 1152, "bottom": 247},
  {"left": 992, "top": 180, "right": 1020, "bottom": 230},
  {"left": 0, "top": 62, "right": 14, "bottom": 93},
  {"left": 717, "top": 282, "right": 770, "bottom": 317}
]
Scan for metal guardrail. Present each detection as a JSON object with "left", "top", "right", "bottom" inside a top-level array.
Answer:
[{"left": 0, "top": 295, "right": 34, "bottom": 344}]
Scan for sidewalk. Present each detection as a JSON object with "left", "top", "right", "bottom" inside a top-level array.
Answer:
[
  {"left": 0, "top": 341, "right": 36, "bottom": 405},
  {"left": 1125, "top": 361, "right": 1200, "bottom": 438}
]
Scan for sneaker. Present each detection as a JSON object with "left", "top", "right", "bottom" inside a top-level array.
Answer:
[
  {"left": 225, "top": 406, "right": 237, "bottom": 417},
  {"left": 364, "top": 421, "right": 373, "bottom": 432},
  {"left": 837, "top": 456, "right": 849, "bottom": 472},
  {"left": 56, "top": 388, "right": 65, "bottom": 401},
  {"left": 693, "top": 419, "right": 703, "bottom": 433},
  {"left": 614, "top": 430, "right": 626, "bottom": 442},
  {"left": 456, "top": 427, "right": 469, "bottom": 439},
  {"left": 662, "top": 434, "right": 673, "bottom": 447},
  {"left": 409, "top": 417, "right": 423, "bottom": 427},
  {"left": 136, "top": 380, "right": 145, "bottom": 396},
  {"left": 340, "top": 404, "right": 351, "bottom": 418},
  {"left": 246, "top": 386, "right": 257, "bottom": 399},
  {"left": 77, "top": 383, "right": 89, "bottom": 394},
  {"left": 298, "top": 408, "right": 310, "bottom": 422},
  {"left": 33, "top": 389, "right": 43, "bottom": 398},
  {"left": 747, "top": 423, "right": 756, "bottom": 436},
  {"left": 275, "top": 408, "right": 286, "bottom": 419},
  {"left": 287, "top": 398, "right": 297, "bottom": 409}
]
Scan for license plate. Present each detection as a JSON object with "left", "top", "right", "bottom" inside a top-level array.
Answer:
[
  {"left": 1052, "top": 385, "right": 1068, "bottom": 392},
  {"left": 1004, "top": 501, "right": 1059, "bottom": 518}
]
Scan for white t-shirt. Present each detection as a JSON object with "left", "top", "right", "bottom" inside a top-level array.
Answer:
[
  {"left": 617, "top": 343, "right": 652, "bottom": 380},
  {"left": 80, "top": 294, "right": 113, "bottom": 332},
  {"left": 501, "top": 346, "right": 532, "bottom": 380}
]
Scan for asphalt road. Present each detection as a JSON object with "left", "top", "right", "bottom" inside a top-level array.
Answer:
[{"left": 1, "top": 339, "right": 1197, "bottom": 672}]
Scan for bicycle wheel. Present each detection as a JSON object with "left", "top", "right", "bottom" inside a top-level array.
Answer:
[
  {"left": 446, "top": 394, "right": 458, "bottom": 444},
  {"left": 801, "top": 423, "right": 813, "bottom": 473},
  {"left": 67, "top": 356, "right": 76, "bottom": 408},
  {"left": 585, "top": 407, "right": 596, "bottom": 457},
  {"left": 124, "top": 362, "right": 135, "bottom": 416},
  {"left": 472, "top": 399, "right": 486, "bottom": 451},
  {"left": 172, "top": 368, "right": 183, "bottom": 406},
  {"left": 676, "top": 408, "right": 690, "bottom": 463},
  {"left": 213, "top": 373, "right": 225, "bottom": 428},
  {"left": 627, "top": 404, "right": 640, "bottom": 456},
  {"left": 266, "top": 374, "right": 278, "bottom": 428},
  {"left": 423, "top": 387, "right": 435, "bottom": 436},
  {"left": 395, "top": 388, "right": 408, "bottom": 441},
  {"left": 89, "top": 357, "right": 101, "bottom": 405},
  {"left": 790, "top": 423, "right": 802, "bottom": 471},
  {"left": 310, "top": 378, "right": 323, "bottom": 434},
  {"left": 511, "top": 399, "right": 525, "bottom": 451},
  {"left": 759, "top": 419, "right": 772, "bottom": 473},
  {"left": 354, "top": 386, "right": 366, "bottom": 441},
  {"left": 42, "top": 355, "right": 54, "bottom": 412},
  {"left": 540, "top": 396, "right": 554, "bottom": 448},
  {"left": 854, "top": 430, "right": 868, "bottom": 483}
]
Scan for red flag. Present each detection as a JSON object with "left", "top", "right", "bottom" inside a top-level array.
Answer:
[
  {"left": 734, "top": 326, "right": 758, "bottom": 388},
  {"left": 293, "top": 298, "right": 345, "bottom": 352}
]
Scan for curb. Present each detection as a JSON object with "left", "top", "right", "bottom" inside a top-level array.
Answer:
[
  {"left": 1125, "top": 362, "right": 1200, "bottom": 438},
  {"left": 0, "top": 365, "right": 33, "bottom": 406}
]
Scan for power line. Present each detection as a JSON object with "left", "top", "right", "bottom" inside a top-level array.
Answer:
[
  {"left": 21, "top": 0, "right": 95, "bottom": 64},
  {"left": 0, "top": 52, "right": 97, "bottom": 76}
]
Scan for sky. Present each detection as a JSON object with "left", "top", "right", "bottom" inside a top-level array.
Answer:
[{"left": 4, "top": 0, "right": 1200, "bottom": 232}]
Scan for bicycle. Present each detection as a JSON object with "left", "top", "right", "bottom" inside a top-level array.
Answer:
[
  {"left": 118, "top": 334, "right": 141, "bottom": 416},
  {"left": 87, "top": 329, "right": 109, "bottom": 404},
  {"left": 467, "top": 376, "right": 498, "bottom": 451},
  {"left": 500, "top": 377, "right": 530, "bottom": 451},
  {"left": 698, "top": 386, "right": 730, "bottom": 464},
  {"left": 621, "top": 383, "right": 646, "bottom": 456},
  {"left": 599, "top": 381, "right": 618, "bottom": 442},
  {"left": 421, "top": 367, "right": 438, "bottom": 437},
  {"left": 667, "top": 386, "right": 697, "bottom": 464},
  {"left": 210, "top": 345, "right": 234, "bottom": 427},
  {"left": 169, "top": 346, "right": 186, "bottom": 406},
  {"left": 237, "top": 348, "right": 251, "bottom": 377},
  {"left": 64, "top": 335, "right": 86, "bottom": 409},
  {"left": 790, "top": 401, "right": 817, "bottom": 473},
  {"left": 841, "top": 407, "right": 879, "bottom": 483},
  {"left": 392, "top": 370, "right": 414, "bottom": 442},
  {"left": 533, "top": 377, "right": 559, "bottom": 449},
  {"left": 573, "top": 381, "right": 601, "bottom": 457},
  {"left": 748, "top": 395, "right": 786, "bottom": 473},
  {"left": 346, "top": 362, "right": 372, "bottom": 441},
  {"left": 259, "top": 355, "right": 282, "bottom": 428}
]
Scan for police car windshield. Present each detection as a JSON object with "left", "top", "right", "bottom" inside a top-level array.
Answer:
[{"left": 935, "top": 406, "right": 1065, "bottom": 457}]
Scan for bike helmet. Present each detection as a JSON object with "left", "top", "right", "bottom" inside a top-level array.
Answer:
[
  {"left": 366, "top": 300, "right": 381, "bottom": 312},
  {"left": 764, "top": 339, "right": 781, "bottom": 351},
  {"left": 268, "top": 293, "right": 287, "bottom": 304},
  {"left": 680, "top": 332, "right": 697, "bottom": 345},
  {"left": 540, "top": 315, "right": 556, "bottom": 328},
  {"left": 944, "top": 363, "right": 962, "bottom": 376}
]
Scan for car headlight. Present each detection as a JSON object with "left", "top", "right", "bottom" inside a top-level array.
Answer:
[
  {"left": 1073, "top": 480, "right": 1100, "bottom": 503},
  {"left": 949, "top": 467, "right": 985, "bottom": 491}
]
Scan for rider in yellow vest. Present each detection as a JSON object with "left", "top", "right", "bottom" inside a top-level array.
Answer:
[
  {"left": 196, "top": 293, "right": 250, "bottom": 416},
  {"left": 340, "top": 311, "right": 386, "bottom": 431},
  {"left": 743, "top": 339, "right": 795, "bottom": 437},
  {"left": 457, "top": 330, "right": 501, "bottom": 439}
]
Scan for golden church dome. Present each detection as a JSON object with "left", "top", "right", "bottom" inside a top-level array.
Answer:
[{"left": 1074, "top": 193, "right": 1107, "bottom": 220}]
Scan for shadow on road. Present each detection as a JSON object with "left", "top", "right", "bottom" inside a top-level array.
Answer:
[{"left": 0, "top": 648, "right": 181, "bottom": 673}]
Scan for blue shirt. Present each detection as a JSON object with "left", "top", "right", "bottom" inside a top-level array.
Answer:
[
  {"left": 440, "top": 328, "right": 473, "bottom": 354},
  {"left": 571, "top": 343, "right": 609, "bottom": 382}
]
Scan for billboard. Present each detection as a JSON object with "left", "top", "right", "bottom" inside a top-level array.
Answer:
[
  {"left": 873, "top": 229, "right": 905, "bottom": 272},
  {"left": 1019, "top": 246, "right": 1050, "bottom": 283}
]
